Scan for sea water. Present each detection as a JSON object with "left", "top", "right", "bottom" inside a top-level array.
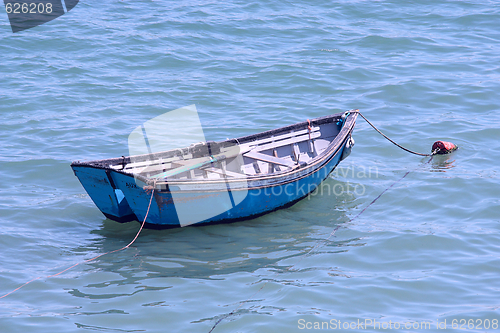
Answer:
[{"left": 1, "top": 1, "right": 499, "bottom": 332}]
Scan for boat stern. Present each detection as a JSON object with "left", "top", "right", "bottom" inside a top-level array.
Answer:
[{"left": 71, "top": 162, "right": 137, "bottom": 222}]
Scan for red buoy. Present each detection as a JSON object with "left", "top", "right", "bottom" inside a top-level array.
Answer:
[{"left": 432, "top": 141, "right": 457, "bottom": 154}]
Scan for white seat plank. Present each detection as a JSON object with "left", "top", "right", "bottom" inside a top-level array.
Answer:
[
  {"left": 244, "top": 151, "right": 296, "bottom": 168},
  {"left": 240, "top": 126, "right": 320, "bottom": 149},
  {"left": 251, "top": 131, "right": 321, "bottom": 152},
  {"left": 202, "top": 167, "right": 245, "bottom": 178}
]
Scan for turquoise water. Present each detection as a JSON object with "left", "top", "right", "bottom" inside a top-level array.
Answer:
[{"left": 1, "top": 1, "right": 500, "bottom": 332}]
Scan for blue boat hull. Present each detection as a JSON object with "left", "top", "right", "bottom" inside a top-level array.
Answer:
[
  {"left": 71, "top": 111, "right": 357, "bottom": 227},
  {"left": 110, "top": 139, "right": 348, "bottom": 227},
  {"left": 71, "top": 165, "right": 137, "bottom": 222}
]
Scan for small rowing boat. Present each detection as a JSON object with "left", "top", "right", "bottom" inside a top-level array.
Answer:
[{"left": 71, "top": 110, "right": 357, "bottom": 228}]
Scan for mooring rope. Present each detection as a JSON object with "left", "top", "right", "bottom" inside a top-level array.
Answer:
[
  {"left": 0, "top": 184, "right": 156, "bottom": 300},
  {"left": 352, "top": 110, "right": 436, "bottom": 156}
]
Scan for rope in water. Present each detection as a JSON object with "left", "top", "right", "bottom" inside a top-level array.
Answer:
[
  {"left": 208, "top": 112, "right": 440, "bottom": 332},
  {"left": 352, "top": 110, "right": 436, "bottom": 156},
  {"left": 0, "top": 185, "right": 156, "bottom": 300}
]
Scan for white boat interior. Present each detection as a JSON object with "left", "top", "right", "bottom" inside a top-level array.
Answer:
[{"left": 108, "top": 117, "right": 343, "bottom": 181}]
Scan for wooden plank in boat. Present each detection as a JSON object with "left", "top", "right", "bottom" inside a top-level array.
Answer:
[
  {"left": 272, "top": 149, "right": 281, "bottom": 172},
  {"left": 202, "top": 167, "right": 244, "bottom": 178},
  {"left": 124, "top": 159, "right": 190, "bottom": 174},
  {"left": 115, "top": 143, "right": 242, "bottom": 171},
  {"left": 152, "top": 146, "right": 249, "bottom": 179},
  {"left": 113, "top": 154, "right": 193, "bottom": 170},
  {"left": 244, "top": 151, "right": 296, "bottom": 168},
  {"left": 252, "top": 160, "right": 261, "bottom": 174},
  {"left": 251, "top": 131, "right": 321, "bottom": 152},
  {"left": 241, "top": 126, "right": 320, "bottom": 149},
  {"left": 292, "top": 143, "right": 300, "bottom": 162}
]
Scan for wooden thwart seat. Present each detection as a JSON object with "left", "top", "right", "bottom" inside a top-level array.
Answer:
[
  {"left": 241, "top": 126, "right": 320, "bottom": 150},
  {"left": 175, "top": 159, "right": 245, "bottom": 179},
  {"left": 202, "top": 166, "right": 244, "bottom": 178},
  {"left": 244, "top": 151, "right": 296, "bottom": 168},
  {"left": 111, "top": 153, "right": 194, "bottom": 171},
  {"left": 242, "top": 127, "right": 321, "bottom": 172},
  {"left": 249, "top": 131, "right": 321, "bottom": 152}
]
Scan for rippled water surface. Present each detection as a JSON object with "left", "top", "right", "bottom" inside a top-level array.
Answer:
[{"left": 1, "top": 1, "right": 500, "bottom": 332}]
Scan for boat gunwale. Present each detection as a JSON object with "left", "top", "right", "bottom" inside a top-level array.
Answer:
[{"left": 71, "top": 111, "right": 357, "bottom": 188}]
